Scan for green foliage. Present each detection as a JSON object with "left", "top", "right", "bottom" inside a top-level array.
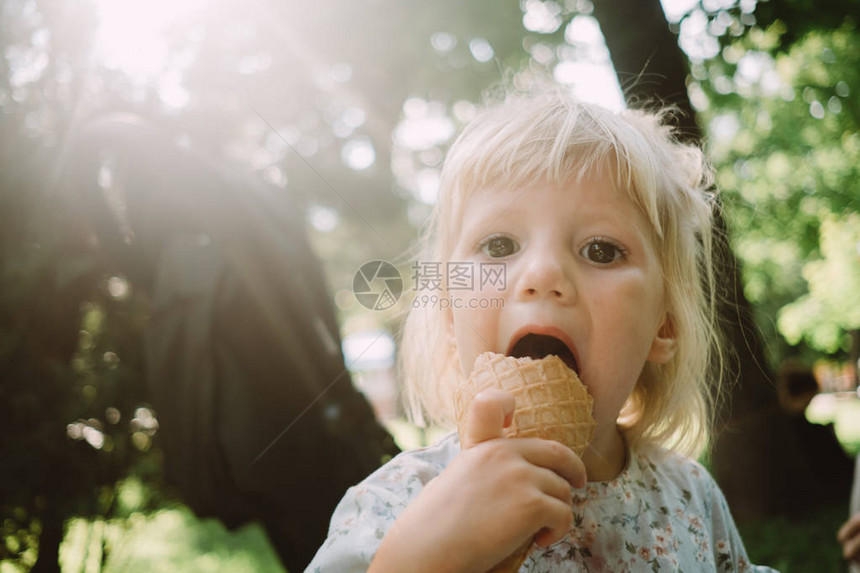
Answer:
[
  {"left": 702, "top": 22, "right": 860, "bottom": 362},
  {"left": 0, "top": 0, "right": 170, "bottom": 566},
  {"left": 779, "top": 214, "right": 860, "bottom": 352},
  {"left": 752, "top": 0, "right": 860, "bottom": 50},
  {"left": 54, "top": 478, "right": 285, "bottom": 572},
  {"left": 57, "top": 516, "right": 284, "bottom": 572},
  {"left": 739, "top": 502, "right": 847, "bottom": 572},
  {"left": 806, "top": 395, "right": 860, "bottom": 457},
  {"left": 63, "top": 509, "right": 286, "bottom": 573}
]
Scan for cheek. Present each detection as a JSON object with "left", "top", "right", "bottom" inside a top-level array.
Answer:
[
  {"left": 585, "top": 273, "right": 664, "bottom": 381},
  {"left": 589, "top": 281, "right": 648, "bottom": 334},
  {"left": 612, "top": 270, "right": 665, "bottom": 328},
  {"left": 451, "top": 303, "right": 499, "bottom": 376}
]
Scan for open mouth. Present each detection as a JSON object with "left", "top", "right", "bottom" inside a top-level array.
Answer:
[{"left": 508, "top": 333, "right": 579, "bottom": 374}]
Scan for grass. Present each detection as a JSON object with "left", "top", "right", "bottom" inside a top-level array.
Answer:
[
  {"left": 56, "top": 507, "right": 285, "bottom": 573},
  {"left": 740, "top": 502, "right": 848, "bottom": 572},
  {"left": 0, "top": 506, "right": 285, "bottom": 573}
]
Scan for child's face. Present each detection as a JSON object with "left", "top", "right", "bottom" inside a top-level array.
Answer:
[{"left": 447, "top": 176, "right": 675, "bottom": 435}]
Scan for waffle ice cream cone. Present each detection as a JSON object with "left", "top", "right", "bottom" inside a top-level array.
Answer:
[{"left": 453, "top": 351, "right": 596, "bottom": 573}]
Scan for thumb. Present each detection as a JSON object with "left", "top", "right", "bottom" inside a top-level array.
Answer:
[{"left": 461, "top": 388, "right": 515, "bottom": 450}]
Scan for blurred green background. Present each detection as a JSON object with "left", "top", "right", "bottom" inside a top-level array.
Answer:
[{"left": 2, "top": 0, "right": 859, "bottom": 571}]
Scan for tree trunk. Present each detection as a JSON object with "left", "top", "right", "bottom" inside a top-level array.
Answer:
[
  {"left": 592, "top": 0, "right": 702, "bottom": 143},
  {"left": 64, "top": 116, "right": 401, "bottom": 571},
  {"left": 592, "top": 0, "right": 854, "bottom": 521},
  {"left": 31, "top": 514, "right": 62, "bottom": 573}
]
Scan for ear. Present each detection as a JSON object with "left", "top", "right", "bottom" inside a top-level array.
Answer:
[{"left": 648, "top": 313, "right": 677, "bottom": 364}]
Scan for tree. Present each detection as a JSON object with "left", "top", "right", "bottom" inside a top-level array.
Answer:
[
  {"left": 0, "top": 6, "right": 159, "bottom": 571},
  {"left": 702, "top": 22, "right": 860, "bottom": 374},
  {"left": 57, "top": 114, "right": 402, "bottom": 571},
  {"left": 780, "top": 215, "right": 860, "bottom": 358}
]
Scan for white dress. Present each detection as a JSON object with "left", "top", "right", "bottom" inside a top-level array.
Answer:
[{"left": 306, "top": 432, "right": 779, "bottom": 572}]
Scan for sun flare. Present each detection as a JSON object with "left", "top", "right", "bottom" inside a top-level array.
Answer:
[{"left": 92, "top": 0, "right": 206, "bottom": 81}]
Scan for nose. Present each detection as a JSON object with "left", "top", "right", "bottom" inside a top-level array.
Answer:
[{"left": 514, "top": 249, "right": 575, "bottom": 305}]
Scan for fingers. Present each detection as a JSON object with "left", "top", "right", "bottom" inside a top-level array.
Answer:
[
  {"left": 839, "top": 514, "right": 860, "bottom": 561},
  {"left": 452, "top": 432, "right": 581, "bottom": 558},
  {"left": 845, "top": 535, "right": 860, "bottom": 563},
  {"left": 524, "top": 464, "right": 575, "bottom": 506},
  {"left": 504, "top": 466, "right": 573, "bottom": 550},
  {"left": 839, "top": 513, "right": 860, "bottom": 543},
  {"left": 461, "top": 388, "right": 515, "bottom": 450},
  {"left": 457, "top": 392, "right": 585, "bottom": 554},
  {"left": 512, "top": 438, "right": 587, "bottom": 488},
  {"left": 532, "top": 496, "right": 575, "bottom": 548}
]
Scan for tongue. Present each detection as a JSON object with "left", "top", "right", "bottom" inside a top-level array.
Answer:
[{"left": 509, "top": 334, "right": 578, "bottom": 373}]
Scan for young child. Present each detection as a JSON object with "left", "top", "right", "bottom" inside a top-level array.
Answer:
[{"left": 307, "top": 86, "right": 777, "bottom": 572}]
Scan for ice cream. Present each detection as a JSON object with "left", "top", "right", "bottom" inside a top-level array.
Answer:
[{"left": 453, "top": 351, "right": 596, "bottom": 573}]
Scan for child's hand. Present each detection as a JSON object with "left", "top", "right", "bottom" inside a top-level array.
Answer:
[
  {"left": 369, "top": 388, "right": 586, "bottom": 573},
  {"left": 458, "top": 388, "right": 586, "bottom": 549},
  {"left": 838, "top": 512, "right": 860, "bottom": 563}
]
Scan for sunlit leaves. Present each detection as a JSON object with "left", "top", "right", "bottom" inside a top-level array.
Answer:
[
  {"left": 706, "top": 22, "right": 860, "bottom": 357},
  {"left": 778, "top": 215, "right": 860, "bottom": 352}
]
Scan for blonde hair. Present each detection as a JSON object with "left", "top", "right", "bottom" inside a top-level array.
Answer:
[{"left": 398, "top": 84, "right": 724, "bottom": 458}]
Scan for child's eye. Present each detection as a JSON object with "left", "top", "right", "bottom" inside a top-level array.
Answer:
[
  {"left": 480, "top": 235, "right": 519, "bottom": 258},
  {"left": 581, "top": 240, "right": 625, "bottom": 264}
]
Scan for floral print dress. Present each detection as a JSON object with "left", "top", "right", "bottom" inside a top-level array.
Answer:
[{"left": 306, "top": 432, "right": 778, "bottom": 572}]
